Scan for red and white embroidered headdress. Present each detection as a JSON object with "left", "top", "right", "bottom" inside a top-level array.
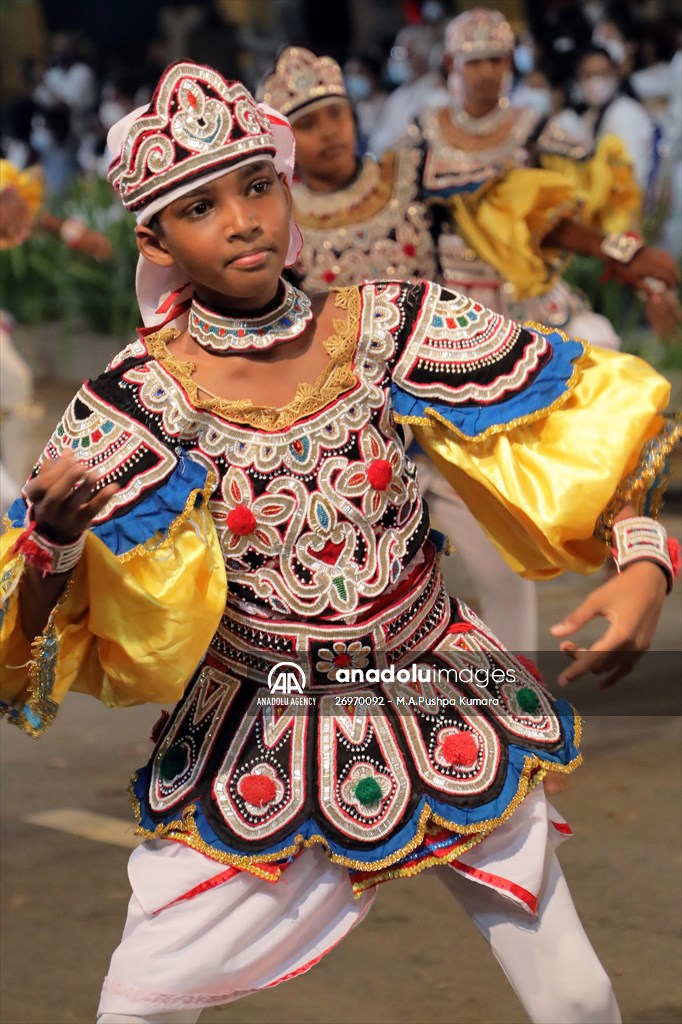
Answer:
[{"left": 106, "top": 61, "right": 302, "bottom": 332}]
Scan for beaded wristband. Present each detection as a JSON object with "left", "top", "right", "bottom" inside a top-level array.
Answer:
[
  {"left": 611, "top": 517, "right": 679, "bottom": 593},
  {"left": 10, "top": 520, "right": 85, "bottom": 576}
]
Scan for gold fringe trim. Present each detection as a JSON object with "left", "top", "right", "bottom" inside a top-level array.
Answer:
[
  {"left": 115, "top": 472, "right": 216, "bottom": 564},
  {"left": 395, "top": 335, "right": 590, "bottom": 444},
  {"left": 349, "top": 770, "right": 550, "bottom": 894},
  {"left": 596, "top": 413, "right": 682, "bottom": 544},
  {"left": 145, "top": 287, "right": 361, "bottom": 431},
  {"left": 0, "top": 573, "right": 76, "bottom": 737},
  {"left": 128, "top": 707, "right": 582, "bottom": 874}
]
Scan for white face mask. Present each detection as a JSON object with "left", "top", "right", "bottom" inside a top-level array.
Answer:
[
  {"left": 581, "top": 74, "right": 618, "bottom": 107},
  {"left": 512, "top": 84, "right": 552, "bottom": 117}
]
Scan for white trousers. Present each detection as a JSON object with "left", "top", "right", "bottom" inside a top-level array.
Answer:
[{"left": 97, "top": 800, "right": 619, "bottom": 1024}]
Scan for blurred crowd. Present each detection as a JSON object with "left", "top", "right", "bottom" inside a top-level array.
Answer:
[{"left": 1, "top": 0, "right": 680, "bottom": 254}]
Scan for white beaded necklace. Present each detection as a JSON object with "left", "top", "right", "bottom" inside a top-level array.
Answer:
[
  {"left": 188, "top": 280, "right": 313, "bottom": 354},
  {"left": 453, "top": 98, "right": 510, "bottom": 136}
]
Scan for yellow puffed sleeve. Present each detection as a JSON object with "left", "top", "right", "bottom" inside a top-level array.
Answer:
[
  {"left": 447, "top": 167, "right": 580, "bottom": 301},
  {"left": 540, "top": 134, "right": 642, "bottom": 235},
  {"left": 0, "top": 488, "right": 227, "bottom": 736},
  {"left": 410, "top": 346, "right": 678, "bottom": 579}
]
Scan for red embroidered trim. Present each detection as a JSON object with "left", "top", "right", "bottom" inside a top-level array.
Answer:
[{"left": 450, "top": 860, "right": 539, "bottom": 913}]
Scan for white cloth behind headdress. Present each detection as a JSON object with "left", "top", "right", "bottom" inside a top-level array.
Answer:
[{"left": 107, "top": 103, "right": 303, "bottom": 333}]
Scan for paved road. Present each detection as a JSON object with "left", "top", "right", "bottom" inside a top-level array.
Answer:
[{"left": 1, "top": 384, "right": 680, "bottom": 1024}]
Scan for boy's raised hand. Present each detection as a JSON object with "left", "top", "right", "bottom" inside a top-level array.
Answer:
[
  {"left": 550, "top": 560, "right": 668, "bottom": 689},
  {"left": 23, "top": 452, "right": 119, "bottom": 543}
]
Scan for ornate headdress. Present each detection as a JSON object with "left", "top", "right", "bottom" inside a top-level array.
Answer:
[
  {"left": 259, "top": 47, "right": 347, "bottom": 122},
  {"left": 106, "top": 61, "right": 302, "bottom": 332},
  {"left": 107, "top": 61, "right": 280, "bottom": 222},
  {"left": 445, "top": 8, "right": 514, "bottom": 62}
]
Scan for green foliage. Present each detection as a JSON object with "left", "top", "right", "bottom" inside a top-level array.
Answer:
[{"left": 0, "top": 175, "right": 140, "bottom": 338}]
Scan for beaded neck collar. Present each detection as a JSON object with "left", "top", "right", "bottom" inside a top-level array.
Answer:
[
  {"left": 188, "top": 280, "right": 313, "bottom": 354},
  {"left": 453, "top": 98, "right": 510, "bottom": 136}
]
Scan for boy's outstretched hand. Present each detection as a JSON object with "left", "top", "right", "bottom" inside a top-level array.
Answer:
[
  {"left": 550, "top": 561, "right": 668, "bottom": 688},
  {"left": 23, "top": 451, "right": 118, "bottom": 542}
]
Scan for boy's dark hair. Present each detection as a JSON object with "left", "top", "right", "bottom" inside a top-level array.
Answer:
[{"left": 146, "top": 212, "right": 163, "bottom": 235}]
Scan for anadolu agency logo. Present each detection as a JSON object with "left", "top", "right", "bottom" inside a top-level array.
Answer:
[
  {"left": 259, "top": 662, "right": 316, "bottom": 706},
  {"left": 267, "top": 662, "right": 306, "bottom": 695}
]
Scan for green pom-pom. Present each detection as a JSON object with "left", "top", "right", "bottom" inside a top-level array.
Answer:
[
  {"left": 516, "top": 687, "right": 540, "bottom": 713},
  {"left": 354, "top": 776, "right": 383, "bottom": 806},
  {"left": 159, "top": 745, "right": 188, "bottom": 782}
]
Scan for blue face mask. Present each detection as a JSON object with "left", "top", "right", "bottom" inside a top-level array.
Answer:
[
  {"left": 30, "top": 126, "right": 53, "bottom": 153},
  {"left": 514, "top": 45, "right": 534, "bottom": 75},
  {"left": 345, "top": 75, "right": 372, "bottom": 103},
  {"left": 386, "top": 57, "right": 413, "bottom": 86}
]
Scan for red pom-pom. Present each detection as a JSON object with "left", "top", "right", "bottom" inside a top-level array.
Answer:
[
  {"left": 323, "top": 269, "right": 337, "bottom": 283},
  {"left": 403, "top": 243, "right": 416, "bottom": 257},
  {"left": 238, "top": 773, "right": 277, "bottom": 807},
  {"left": 440, "top": 731, "right": 478, "bottom": 767},
  {"left": 21, "top": 539, "right": 53, "bottom": 573},
  {"left": 668, "top": 538, "right": 681, "bottom": 580},
  {"left": 367, "top": 458, "right": 393, "bottom": 491},
  {"left": 516, "top": 655, "right": 544, "bottom": 685},
  {"left": 226, "top": 504, "right": 256, "bottom": 536}
]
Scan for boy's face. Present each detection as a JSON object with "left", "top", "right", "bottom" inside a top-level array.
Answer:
[
  {"left": 457, "top": 55, "right": 510, "bottom": 106},
  {"left": 292, "top": 101, "right": 357, "bottom": 182},
  {"left": 135, "top": 159, "right": 291, "bottom": 310}
]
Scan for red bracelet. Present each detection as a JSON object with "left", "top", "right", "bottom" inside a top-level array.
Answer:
[{"left": 10, "top": 518, "right": 84, "bottom": 577}]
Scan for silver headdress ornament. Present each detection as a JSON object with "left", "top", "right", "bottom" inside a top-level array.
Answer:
[
  {"left": 259, "top": 47, "right": 347, "bottom": 122},
  {"left": 445, "top": 8, "right": 515, "bottom": 62}
]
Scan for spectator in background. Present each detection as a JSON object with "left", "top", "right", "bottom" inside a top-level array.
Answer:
[
  {"left": 510, "top": 66, "right": 554, "bottom": 118},
  {"left": 659, "top": 39, "right": 682, "bottom": 258},
  {"left": 369, "top": 25, "right": 447, "bottom": 155},
  {"left": 343, "top": 53, "right": 387, "bottom": 153},
  {"left": 29, "top": 107, "right": 79, "bottom": 200},
  {"left": 32, "top": 32, "right": 97, "bottom": 134},
  {"left": 569, "top": 45, "right": 656, "bottom": 197},
  {"left": 1, "top": 97, "right": 39, "bottom": 170},
  {"left": 592, "top": 12, "right": 637, "bottom": 80}
]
